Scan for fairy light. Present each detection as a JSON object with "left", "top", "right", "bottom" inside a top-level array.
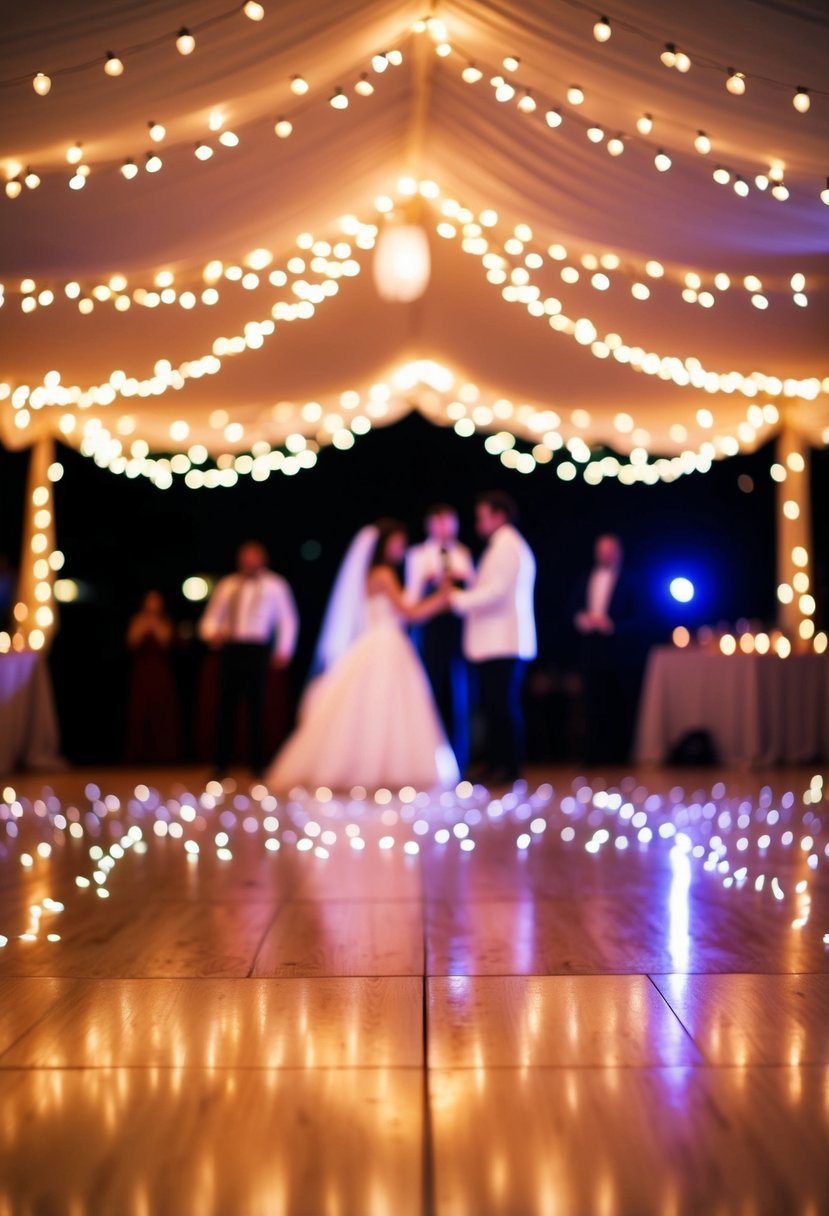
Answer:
[
  {"left": 636, "top": 113, "right": 653, "bottom": 135},
  {"left": 462, "top": 63, "right": 483, "bottom": 83},
  {"left": 545, "top": 109, "right": 563, "bottom": 128},
  {"left": 593, "top": 16, "right": 611, "bottom": 42},
  {"left": 120, "top": 159, "right": 138, "bottom": 179},
  {"left": 243, "top": 1, "right": 265, "bottom": 19},
  {"left": 726, "top": 68, "right": 746, "bottom": 95},
  {"left": 148, "top": 121, "right": 166, "bottom": 142},
  {"left": 792, "top": 88, "right": 810, "bottom": 113},
  {"left": 290, "top": 74, "right": 309, "bottom": 95},
  {"left": 330, "top": 88, "right": 348, "bottom": 109},
  {"left": 176, "top": 28, "right": 195, "bottom": 54},
  {"left": 694, "top": 131, "right": 711, "bottom": 154},
  {"left": 566, "top": 85, "right": 585, "bottom": 105},
  {"left": 32, "top": 72, "right": 51, "bottom": 96},
  {"left": 104, "top": 52, "right": 124, "bottom": 77}
]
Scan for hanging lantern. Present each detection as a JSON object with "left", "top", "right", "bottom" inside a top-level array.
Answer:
[{"left": 372, "top": 223, "right": 431, "bottom": 302}]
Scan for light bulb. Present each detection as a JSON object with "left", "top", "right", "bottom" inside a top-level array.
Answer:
[
  {"left": 586, "top": 126, "right": 604, "bottom": 143},
  {"left": 503, "top": 56, "right": 519, "bottom": 71},
  {"left": 694, "top": 130, "right": 711, "bottom": 154},
  {"left": 545, "top": 109, "right": 562, "bottom": 128},
  {"left": 654, "top": 150, "right": 671, "bottom": 172},
  {"left": 495, "top": 82, "right": 515, "bottom": 102},
  {"left": 726, "top": 69, "right": 745, "bottom": 95},
  {"left": 32, "top": 72, "right": 51, "bottom": 96},
  {"left": 148, "top": 121, "right": 166, "bottom": 142},
  {"left": 712, "top": 166, "right": 730, "bottom": 184},
  {"left": 274, "top": 118, "right": 292, "bottom": 138},
  {"left": 145, "top": 152, "right": 162, "bottom": 173},
  {"left": 771, "top": 181, "right": 789, "bottom": 200},
  {"left": 104, "top": 52, "right": 124, "bottom": 76},
  {"left": 517, "top": 90, "right": 536, "bottom": 112},
  {"left": 24, "top": 168, "right": 40, "bottom": 189},
  {"left": 5, "top": 179, "right": 22, "bottom": 199},
  {"left": 218, "top": 130, "right": 239, "bottom": 146},
  {"left": 120, "top": 159, "right": 138, "bottom": 179},
  {"left": 66, "top": 143, "right": 83, "bottom": 164},
  {"left": 754, "top": 173, "right": 769, "bottom": 190},
  {"left": 660, "top": 43, "right": 677, "bottom": 68},
  {"left": 68, "top": 173, "right": 85, "bottom": 190},
  {"left": 387, "top": 49, "right": 403, "bottom": 66},
  {"left": 593, "top": 16, "right": 611, "bottom": 42},
  {"left": 636, "top": 113, "right": 653, "bottom": 135},
  {"left": 675, "top": 51, "right": 691, "bottom": 72},
  {"left": 176, "top": 28, "right": 195, "bottom": 54},
  {"left": 462, "top": 63, "right": 482, "bottom": 83},
  {"left": 290, "top": 74, "right": 309, "bottom": 95},
  {"left": 372, "top": 54, "right": 388, "bottom": 73},
  {"left": 243, "top": 1, "right": 265, "bottom": 19},
  {"left": 330, "top": 87, "right": 348, "bottom": 109},
  {"left": 606, "top": 136, "right": 624, "bottom": 156},
  {"left": 793, "top": 87, "right": 810, "bottom": 113},
  {"left": 194, "top": 143, "right": 213, "bottom": 160},
  {"left": 567, "top": 85, "right": 584, "bottom": 105},
  {"left": 733, "top": 175, "right": 749, "bottom": 197},
  {"left": 355, "top": 73, "right": 374, "bottom": 96},
  {"left": 821, "top": 177, "right": 829, "bottom": 205}
]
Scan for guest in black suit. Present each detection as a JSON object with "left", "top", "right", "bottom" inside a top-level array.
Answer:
[
  {"left": 405, "top": 505, "right": 475, "bottom": 773},
  {"left": 571, "top": 534, "right": 643, "bottom": 765}
]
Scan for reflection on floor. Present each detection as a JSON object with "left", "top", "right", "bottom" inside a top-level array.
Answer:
[{"left": 0, "top": 765, "right": 827, "bottom": 1214}]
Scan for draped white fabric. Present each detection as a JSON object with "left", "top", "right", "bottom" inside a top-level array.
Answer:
[{"left": 1, "top": 0, "right": 828, "bottom": 463}]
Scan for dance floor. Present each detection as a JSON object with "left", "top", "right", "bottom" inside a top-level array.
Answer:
[{"left": 1, "top": 764, "right": 827, "bottom": 1215}]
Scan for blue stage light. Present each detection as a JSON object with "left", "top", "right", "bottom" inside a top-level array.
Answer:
[{"left": 670, "top": 576, "right": 695, "bottom": 603}]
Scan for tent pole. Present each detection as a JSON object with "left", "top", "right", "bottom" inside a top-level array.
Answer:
[
  {"left": 12, "top": 436, "right": 58, "bottom": 655},
  {"left": 775, "top": 422, "right": 814, "bottom": 648}
]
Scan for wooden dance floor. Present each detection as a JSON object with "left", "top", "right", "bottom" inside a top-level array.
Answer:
[{"left": 1, "top": 765, "right": 827, "bottom": 1214}]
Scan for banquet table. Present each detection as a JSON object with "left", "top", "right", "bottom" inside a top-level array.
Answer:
[
  {"left": 633, "top": 646, "right": 829, "bottom": 767},
  {"left": 0, "top": 651, "right": 62, "bottom": 776}
]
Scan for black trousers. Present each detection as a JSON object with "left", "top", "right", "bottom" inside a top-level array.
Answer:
[
  {"left": 215, "top": 642, "right": 270, "bottom": 771},
  {"left": 476, "top": 657, "right": 526, "bottom": 777},
  {"left": 419, "top": 615, "right": 469, "bottom": 774},
  {"left": 579, "top": 635, "right": 640, "bottom": 764}
]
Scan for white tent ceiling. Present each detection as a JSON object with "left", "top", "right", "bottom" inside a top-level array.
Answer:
[{"left": 1, "top": 0, "right": 828, "bottom": 480}]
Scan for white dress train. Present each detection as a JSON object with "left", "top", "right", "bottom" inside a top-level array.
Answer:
[{"left": 266, "top": 592, "right": 460, "bottom": 792}]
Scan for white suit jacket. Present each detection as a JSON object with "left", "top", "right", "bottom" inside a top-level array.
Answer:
[{"left": 451, "top": 524, "right": 537, "bottom": 661}]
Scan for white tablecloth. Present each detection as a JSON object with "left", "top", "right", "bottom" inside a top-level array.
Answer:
[
  {"left": 0, "top": 652, "right": 62, "bottom": 776},
  {"left": 634, "top": 646, "right": 829, "bottom": 767}
]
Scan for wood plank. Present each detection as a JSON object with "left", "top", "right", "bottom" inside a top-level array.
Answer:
[
  {"left": 0, "top": 977, "right": 423, "bottom": 1069},
  {"left": 430, "top": 1064, "right": 829, "bottom": 1216},
  {"left": 252, "top": 900, "right": 424, "bottom": 977},
  {"left": 652, "top": 973, "right": 829, "bottom": 1065},
  {"left": 428, "top": 975, "right": 702, "bottom": 1068},
  {"left": 0, "top": 1066, "right": 423, "bottom": 1216},
  {"left": 0, "top": 978, "right": 65, "bottom": 1057}
]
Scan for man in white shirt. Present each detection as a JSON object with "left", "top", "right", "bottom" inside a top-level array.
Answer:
[
  {"left": 451, "top": 491, "right": 536, "bottom": 784},
  {"left": 200, "top": 540, "right": 298, "bottom": 777},
  {"left": 572, "top": 533, "right": 640, "bottom": 764},
  {"left": 405, "top": 504, "right": 475, "bottom": 771}
]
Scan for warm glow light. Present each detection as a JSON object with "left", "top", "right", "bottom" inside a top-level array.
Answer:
[
  {"left": 567, "top": 85, "right": 584, "bottom": 105},
  {"left": 243, "top": 1, "right": 265, "bottom": 19},
  {"left": 593, "top": 16, "right": 611, "bottom": 42},
  {"left": 373, "top": 224, "right": 431, "bottom": 302},
  {"left": 290, "top": 74, "right": 309, "bottom": 95},
  {"left": 176, "top": 28, "right": 195, "bottom": 54},
  {"left": 104, "top": 52, "right": 124, "bottom": 76},
  {"left": 182, "top": 576, "right": 211, "bottom": 602},
  {"left": 32, "top": 72, "right": 51, "bottom": 96},
  {"left": 672, "top": 626, "right": 690, "bottom": 648},
  {"left": 726, "top": 69, "right": 746, "bottom": 95},
  {"left": 793, "top": 88, "right": 810, "bottom": 113}
]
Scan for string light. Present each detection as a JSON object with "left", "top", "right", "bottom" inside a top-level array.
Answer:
[
  {"left": 654, "top": 150, "right": 671, "bottom": 172},
  {"left": 792, "top": 87, "right": 810, "bottom": 113},
  {"left": 694, "top": 130, "right": 711, "bottom": 155},
  {"left": 545, "top": 109, "right": 562, "bottom": 128},
  {"left": 176, "top": 28, "right": 195, "bottom": 54},
  {"left": 462, "top": 63, "right": 483, "bottom": 83},
  {"left": 273, "top": 118, "right": 292, "bottom": 138},
  {"left": 726, "top": 69, "right": 746, "bottom": 95},
  {"left": 290, "top": 74, "right": 309, "bottom": 95},
  {"left": 636, "top": 113, "right": 653, "bottom": 135},
  {"left": 144, "top": 152, "right": 162, "bottom": 173},
  {"left": 821, "top": 178, "right": 829, "bottom": 205},
  {"left": 120, "top": 159, "right": 138, "bottom": 179},
  {"left": 104, "top": 52, "right": 124, "bottom": 77},
  {"left": 32, "top": 72, "right": 51, "bottom": 96},
  {"left": 148, "top": 121, "right": 166, "bottom": 142},
  {"left": 593, "top": 16, "right": 611, "bottom": 42},
  {"left": 242, "top": 1, "right": 265, "bottom": 19},
  {"left": 330, "top": 87, "right": 348, "bottom": 109},
  {"left": 566, "top": 85, "right": 585, "bottom": 105},
  {"left": 355, "top": 73, "right": 374, "bottom": 97}
]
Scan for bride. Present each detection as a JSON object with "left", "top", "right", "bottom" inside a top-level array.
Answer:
[{"left": 265, "top": 519, "right": 461, "bottom": 793}]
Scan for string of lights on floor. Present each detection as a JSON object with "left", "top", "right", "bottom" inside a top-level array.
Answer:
[
  {"left": 3, "top": 11, "right": 828, "bottom": 205},
  {"left": 0, "top": 772, "right": 825, "bottom": 953}
]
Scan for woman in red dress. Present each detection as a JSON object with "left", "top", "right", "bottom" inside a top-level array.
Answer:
[{"left": 124, "top": 590, "right": 182, "bottom": 763}]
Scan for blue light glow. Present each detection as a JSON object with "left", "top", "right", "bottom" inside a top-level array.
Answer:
[{"left": 670, "top": 576, "right": 695, "bottom": 603}]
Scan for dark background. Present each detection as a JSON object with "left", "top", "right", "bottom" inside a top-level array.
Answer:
[{"left": 2, "top": 415, "right": 827, "bottom": 764}]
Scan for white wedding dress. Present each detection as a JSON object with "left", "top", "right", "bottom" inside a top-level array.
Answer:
[{"left": 266, "top": 590, "right": 460, "bottom": 793}]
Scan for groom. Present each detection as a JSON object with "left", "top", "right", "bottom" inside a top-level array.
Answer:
[
  {"left": 405, "top": 503, "right": 475, "bottom": 773},
  {"left": 451, "top": 491, "right": 536, "bottom": 785}
]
